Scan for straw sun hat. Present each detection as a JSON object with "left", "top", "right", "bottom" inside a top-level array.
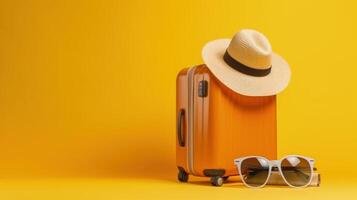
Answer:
[{"left": 202, "top": 29, "right": 291, "bottom": 96}]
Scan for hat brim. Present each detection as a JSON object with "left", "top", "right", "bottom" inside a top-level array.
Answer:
[{"left": 202, "top": 39, "right": 291, "bottom": 96}]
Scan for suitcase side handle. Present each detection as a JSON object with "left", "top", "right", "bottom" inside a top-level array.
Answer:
[{"left": 177, "top": 109, "right": 185, "bottom": 147}]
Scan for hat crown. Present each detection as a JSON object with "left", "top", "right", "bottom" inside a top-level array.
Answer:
[{"left": 227, "top": 29, "right": 272, "bottom": 69}]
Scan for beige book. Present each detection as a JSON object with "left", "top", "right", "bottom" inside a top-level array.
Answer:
[{"left": 267, "top": 171, "right": 320, "bottom": 186}]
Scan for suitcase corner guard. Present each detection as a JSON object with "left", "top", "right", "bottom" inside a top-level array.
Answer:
[{"left": 203, "top": 169, "right": 225, "bottom": 177}]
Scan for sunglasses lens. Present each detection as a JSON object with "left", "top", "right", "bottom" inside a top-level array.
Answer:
[
  {"left": 281, "top": 156, "right": 312, "bottom": 187},
  {"left": 240, "top": 157, "right": 270, "bottom": 187}
]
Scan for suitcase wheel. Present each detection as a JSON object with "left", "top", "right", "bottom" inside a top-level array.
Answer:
[
  {"left": 178, "top": 169, "right": 189, "bottom": 182},
  {"left": 211, "top": 176, "right": 224, "bottom": 186}
]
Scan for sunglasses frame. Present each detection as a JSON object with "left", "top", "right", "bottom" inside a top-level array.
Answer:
[{"left": 234, "top": 155, "right": 315, "bottom": 188}]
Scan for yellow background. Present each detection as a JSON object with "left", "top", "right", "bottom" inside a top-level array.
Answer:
[{"left": 0, "top": 0, "right": 357, "bottom": 199}]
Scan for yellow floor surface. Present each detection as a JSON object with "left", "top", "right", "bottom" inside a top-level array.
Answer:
[{"left": 0, "top": 176, "right": 354, "bottom": 200}]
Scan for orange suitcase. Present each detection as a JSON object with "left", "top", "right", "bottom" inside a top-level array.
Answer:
[{"left": 176, "top": 65, "right": 277, "bottom": 186}]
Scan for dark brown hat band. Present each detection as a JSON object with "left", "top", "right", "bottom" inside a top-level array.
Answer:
[{"left": 223, "top": 51, "right": 271, "bottom": 77}]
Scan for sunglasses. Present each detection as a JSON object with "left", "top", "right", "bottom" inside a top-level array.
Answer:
[{"left": 234, "top": 155, "right": 315, "bottom": 188}]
